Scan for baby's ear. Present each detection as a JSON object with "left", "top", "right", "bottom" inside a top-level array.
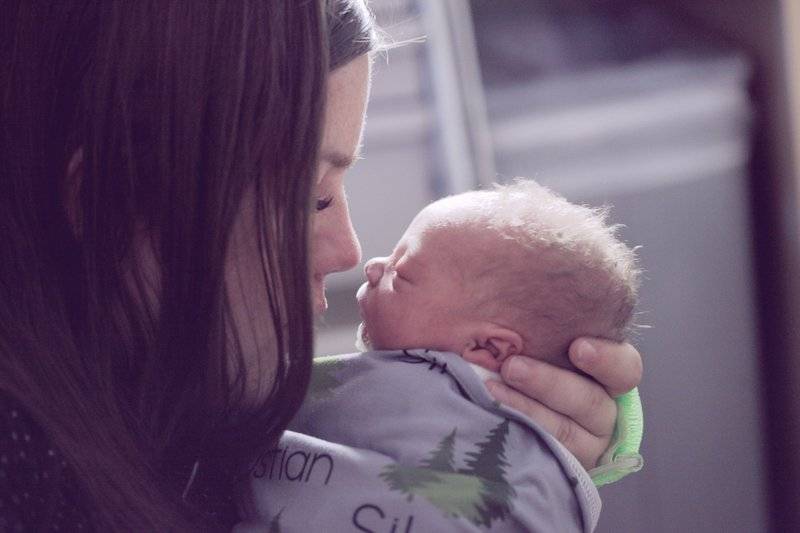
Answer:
[{"left": 460, "top": 325, "right": 523, "bottom": 372}]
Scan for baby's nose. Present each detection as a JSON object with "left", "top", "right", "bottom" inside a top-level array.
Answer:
[{"left": 364, "top": 258, "right": 385, "bottom": 286}]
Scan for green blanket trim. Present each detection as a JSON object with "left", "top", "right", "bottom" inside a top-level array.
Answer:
[{"left": 589, "top": 387, "right": 644, "bottom": 487}]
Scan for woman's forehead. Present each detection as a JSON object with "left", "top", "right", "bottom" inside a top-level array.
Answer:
[{"left": 319, "top": 55, "right": 371, "bottom": 176}]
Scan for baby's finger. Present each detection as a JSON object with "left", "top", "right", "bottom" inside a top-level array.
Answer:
[
  {"left": 485, "top": 379, "right": 608, "bottom": 470},
  {"left": 499, "top": 356, "right": 617, "bottom": 438},
  {"left": 569, "top": 338, "right": 643, "bottom": 397}
]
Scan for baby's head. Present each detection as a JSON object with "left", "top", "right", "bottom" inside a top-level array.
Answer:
[{"left": 355, "top": 179, "right": 640, "bottom": 372}]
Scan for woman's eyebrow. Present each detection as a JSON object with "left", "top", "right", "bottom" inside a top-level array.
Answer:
[{"left": 321, "top": 147, "right": 363, "bottom": 169}]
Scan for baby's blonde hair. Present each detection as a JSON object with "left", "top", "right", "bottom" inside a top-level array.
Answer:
[{"left": 449, "top": 179, "right": 641, "bottom": 363}]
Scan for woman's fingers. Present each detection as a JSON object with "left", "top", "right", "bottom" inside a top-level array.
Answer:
[
  {"left": 485, "top": 379, "right": 609, "bottom": 470},
  {"left": 568, "top": 338, "right": 643, "bottom": 397},
  {"left": 487, "top": 339, "right": 642, "bottom": 468},
  {"left": 498, "top": 356, "right": 617, "bottom": 438}
]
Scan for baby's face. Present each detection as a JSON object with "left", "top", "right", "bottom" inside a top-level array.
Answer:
[{"left": 356, "top": 199, "right": 478, "bottom": 352}]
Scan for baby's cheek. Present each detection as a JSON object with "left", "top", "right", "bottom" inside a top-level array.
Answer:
[{"left": 381, "top": 304, "right": 410, "bottom": 345}]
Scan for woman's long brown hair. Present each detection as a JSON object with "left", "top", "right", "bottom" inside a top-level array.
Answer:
[{"left": 0, "top": 0, "right": 376, "bottom": 529}]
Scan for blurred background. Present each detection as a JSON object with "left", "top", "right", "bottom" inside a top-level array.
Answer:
[{"left": 315, "top": 1, "right": 800, "bottom": 531}]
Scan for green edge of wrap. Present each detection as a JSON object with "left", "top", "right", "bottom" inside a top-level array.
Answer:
[{"left": 589, "top": 387, "right": 644, "bottom": 487}]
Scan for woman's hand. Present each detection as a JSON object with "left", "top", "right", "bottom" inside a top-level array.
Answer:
[{"left": 485, "top": 338, "right": 643, "bottom": 471}]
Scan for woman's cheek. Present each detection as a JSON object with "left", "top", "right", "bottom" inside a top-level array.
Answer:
[{"left": 309, "top": 213, "right": 332, "bottom": 274}]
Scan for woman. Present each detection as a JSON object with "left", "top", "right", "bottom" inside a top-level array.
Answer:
[{"left": 0, "top": 1, "right": 642, "bottom": 530}]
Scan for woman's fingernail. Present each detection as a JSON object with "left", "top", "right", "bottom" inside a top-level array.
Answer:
[
  {"left": 576, "top": 340, "right": 597, "bottom": 366},
  {"left": 506, "top": 356, "right": 525, "bottom": 381}
]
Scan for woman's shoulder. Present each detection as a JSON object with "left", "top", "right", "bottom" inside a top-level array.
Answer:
[{"left": 0, "top": 389, "right": 93, "bottom": 532}]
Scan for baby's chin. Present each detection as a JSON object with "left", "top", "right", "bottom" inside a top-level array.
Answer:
[{"left": 355, "top": 322, "right": 372, "bottom": 352}]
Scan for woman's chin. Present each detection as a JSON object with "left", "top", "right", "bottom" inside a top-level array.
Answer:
[
  {"left": 313, "top": 293, "right": 328, "bottom": 315},
  {"left": 311, "top": 276, "right": 328, "bottom": 315}
]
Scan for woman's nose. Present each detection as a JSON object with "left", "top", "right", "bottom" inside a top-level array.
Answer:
[
  {"left": 323, "top": 203, "right": 362, "bottom": 275},
  {"left": 364, "top": 258, "right": 385, "bottom": 286}
]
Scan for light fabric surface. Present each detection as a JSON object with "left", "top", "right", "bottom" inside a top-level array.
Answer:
[{"left": 240, "top": 349, "right": 600, "bottom": 532}]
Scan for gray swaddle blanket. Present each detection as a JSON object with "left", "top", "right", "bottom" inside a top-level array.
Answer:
[{"left": 239, "top": 349, "right": 600, "bottom": 532}]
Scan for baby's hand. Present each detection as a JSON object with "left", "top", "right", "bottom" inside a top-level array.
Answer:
[{"left": 485, "top": 338, "right": 642, "bottom": 470}]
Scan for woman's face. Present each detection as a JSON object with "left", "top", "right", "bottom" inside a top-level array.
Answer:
[
  {"left": 224, "top": 55, "right": 371, "bottom": 396},
  {"left": 63, "top": 55, "right": 373, "bottom": 400},
  {"left": 310, "top": 54, "right": 371, "bottom": 314}
]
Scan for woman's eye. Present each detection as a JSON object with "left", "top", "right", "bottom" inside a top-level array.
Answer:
[{"left": 316, "top": 196, "right": 334, "bottom": 212}]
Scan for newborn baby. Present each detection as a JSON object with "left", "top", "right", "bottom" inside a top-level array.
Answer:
[
  {"left": 356, "top": 179, "right": 638, "bottom": 376},
  {"left": 242, "top": 180, "right": 640, "bottom": 533}
]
